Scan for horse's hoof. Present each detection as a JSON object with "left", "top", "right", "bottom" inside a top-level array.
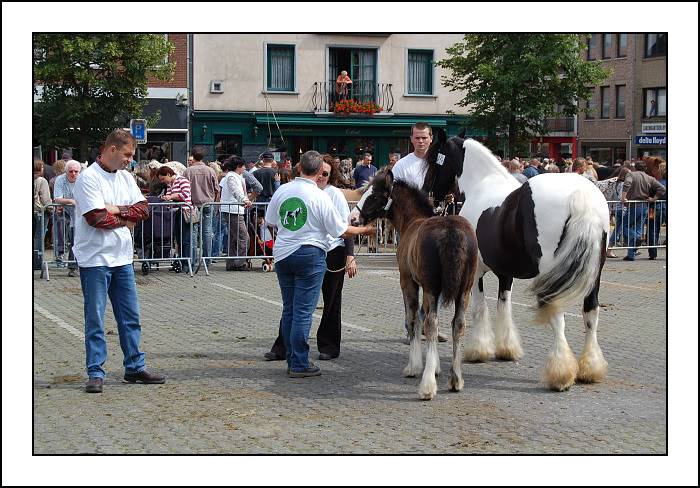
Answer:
[
  {"left": 463, "top": 348, "right": 492, "bottom": 363},
  {"left": 495, "top": 345, "right": 523, "bottom": 362},
  {"left": 403, "top": 367, "right": 418, "bottom": 378},
  {"left": 448, "top": 376, "right": 464, "bottom": 392}
]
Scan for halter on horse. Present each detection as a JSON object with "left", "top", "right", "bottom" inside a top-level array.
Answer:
[
  {"left": 358, "top": 173, "right": 478, "bottom": 400},
  {"left": 429, "top": 134, "right": 610, "bottom": 391}
]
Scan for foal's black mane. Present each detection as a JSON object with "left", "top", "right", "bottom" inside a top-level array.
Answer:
[{"left": 391, "top": 179, "right": 435, "bottom": 217}]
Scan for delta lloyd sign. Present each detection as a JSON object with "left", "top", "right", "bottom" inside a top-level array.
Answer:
[{"left": 635, "top": 135, "right": 667, "bottom": 145}]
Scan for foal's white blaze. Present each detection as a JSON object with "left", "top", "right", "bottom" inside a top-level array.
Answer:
[
  {"left": 543, "top": 313, "right": 578, "bottom": 391},
  {"left": 464, "top": 284, "right": 495, "bottom": 362},
  {"left": 419, "top": 341, "right": 439, "bottom": 400},
  {"left": 577, "top": 307, "right": 608, "bottom": 383},
  {"left": 494, "top": 289, "right": 523, "bottom": 361}
]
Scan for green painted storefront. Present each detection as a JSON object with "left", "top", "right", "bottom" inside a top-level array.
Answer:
[{"left": 191, "top": 112, "right": 481, "bottom": 166}]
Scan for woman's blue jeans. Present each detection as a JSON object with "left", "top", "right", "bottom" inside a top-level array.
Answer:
[
  {"left": 275, "top": 245, "right": 326, "bottom": 372},
  {"left": 79, "top": 264, "right": 146, "bottom": 379}
]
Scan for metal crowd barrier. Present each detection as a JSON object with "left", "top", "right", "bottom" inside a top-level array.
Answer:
[
  {"left": 606, "top": 199, "right": 667, "bottom": 251},
  {"left": 132, "top": 201, "right": 195, "bottom": 277},
  {"left": 35, "top": 199, "right": 666, "bottom": 280},
  {"left": 198, "top": 202, "right": 276, "bottom": 276},
  {"left": 36, "top": 204, "right": 78, "bottom": 281}
]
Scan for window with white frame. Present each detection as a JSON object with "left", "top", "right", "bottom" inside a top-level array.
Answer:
[
  {"left": 407, "top": 49, "right": 434, "bottom": 95},
  {"left": 644, "top": 88, "right": 666, "bottom": 117},
  {"left": 266, "top": 44, "right": 295, "bottom": 92}
]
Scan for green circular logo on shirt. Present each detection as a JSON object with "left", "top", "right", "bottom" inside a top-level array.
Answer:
[{"left": 279, "top": 197, "right": 308, "bottom": 231}]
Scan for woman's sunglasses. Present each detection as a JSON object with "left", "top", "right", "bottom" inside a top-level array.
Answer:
[{"left": 320, "top": 171, "right": 329, "bottom": 177}]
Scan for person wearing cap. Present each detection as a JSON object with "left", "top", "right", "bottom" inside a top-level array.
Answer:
[
  {"left": 266, "top": 150, "right": 375, "bottom": 378},
  {"left": 253, "top": 151, "right": 281, "bottom": 204}
]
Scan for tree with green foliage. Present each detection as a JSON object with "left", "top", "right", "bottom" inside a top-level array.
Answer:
[
  {"left": 437, "top": 34, "right": 610, "bottom": 156},
  {"left": 33, "top": 34, "right": 174, "bottom": 161}
]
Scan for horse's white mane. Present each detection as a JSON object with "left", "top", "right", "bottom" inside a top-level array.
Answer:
[{"left": 463, "top": 139, "right": 512, "bottom": 181}]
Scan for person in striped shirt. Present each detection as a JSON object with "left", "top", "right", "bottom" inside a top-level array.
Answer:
[{"left": 157, "top": 166, "right": 195, "bottom": 271}]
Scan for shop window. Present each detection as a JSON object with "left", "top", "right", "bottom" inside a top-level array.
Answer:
[{"left": 214, "top": 135, "right": 242, "bottom": 162}]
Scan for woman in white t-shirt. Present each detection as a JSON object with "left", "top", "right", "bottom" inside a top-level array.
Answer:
[
  {"left": 265, "top": 151, "right": 374, "bottom": 377},
  {"left": 220, "top": 156, "right": 252, "bottom": 270}
]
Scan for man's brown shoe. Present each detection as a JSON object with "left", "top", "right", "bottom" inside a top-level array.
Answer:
[
  {"left": 85, "top": 377, "right": 103, "bottom": 393},
  {"left": 123, "top": 369, "right": 166, "bottom": 384}
]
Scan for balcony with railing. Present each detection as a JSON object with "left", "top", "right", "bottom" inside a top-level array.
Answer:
[
  {"left": 545, "top": 116, "right": 575, "bottom": 133},
  {"left": 312, "top": 81, "right": 394, "bottom": 114}
]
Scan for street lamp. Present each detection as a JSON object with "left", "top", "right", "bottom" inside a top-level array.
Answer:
[{"left": 201, "top": 124, "right": 208, "bottom": 139}]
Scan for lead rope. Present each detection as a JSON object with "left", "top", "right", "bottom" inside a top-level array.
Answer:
[{"left": 326, "top": 256, "right": 356, "bottom": 273}]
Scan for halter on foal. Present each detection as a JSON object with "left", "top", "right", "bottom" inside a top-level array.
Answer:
[{"left": 359, "top": 172, "right": 478, "bottom": 400}]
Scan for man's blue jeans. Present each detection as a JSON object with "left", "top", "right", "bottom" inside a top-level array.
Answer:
[
  {"left": 200, "top": 205, "right": 214, "bottom": 263},
  {"left": 625, "top": 202, "right": 648, "bottom": 259},
  {"left": 609, "top": 207, "right": 626, "bottom": 247},
  {"left": 79, "top": 264, "right": 146, "bottom": 379},
  {"left": 275, "top": 245, "right": 326, "bottom": 372},
  {"left": 212, "top": 208, "right": 228, "bottom": 257}
]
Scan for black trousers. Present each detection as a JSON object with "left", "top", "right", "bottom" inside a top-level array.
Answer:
[{"left": 269, "top": 246, "right": 346, "bottom": 357}]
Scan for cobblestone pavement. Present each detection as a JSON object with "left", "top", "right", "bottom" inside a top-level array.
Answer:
[{"left": 32, "top": 250, "right": 667, "bottom": 454}]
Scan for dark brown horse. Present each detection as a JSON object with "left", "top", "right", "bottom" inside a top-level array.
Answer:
[{"left": 358, "top": 172, "right": 479, "bottom": 400}]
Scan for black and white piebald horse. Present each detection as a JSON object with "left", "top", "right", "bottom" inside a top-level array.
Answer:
[{"left": 353, "top": 130, "right": 610, "bottom": 391}]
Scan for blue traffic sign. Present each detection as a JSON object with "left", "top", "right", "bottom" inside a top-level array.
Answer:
[{"left": 130, "top": 119, "right": 147, "bottom": 144}]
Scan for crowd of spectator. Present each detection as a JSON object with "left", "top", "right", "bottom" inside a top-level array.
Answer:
[{"left": 33, "top": 145, "right": 668, "bottom": 274}]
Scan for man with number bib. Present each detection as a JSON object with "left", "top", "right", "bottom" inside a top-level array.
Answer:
[{"left": 266, "top": 151, "right": 375, "bottom": 378}]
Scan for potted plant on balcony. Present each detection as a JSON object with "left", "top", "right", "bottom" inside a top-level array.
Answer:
[{"left": 334, "top": 99, "right": 383, "bottom": 116}]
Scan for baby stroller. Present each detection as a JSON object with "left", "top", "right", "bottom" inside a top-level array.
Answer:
[
  {"left": 134, "top": 195, "right": 182, "bottom": 275},
  {"left": 246, "top": 205, "right": 275, "bottom": 272}
]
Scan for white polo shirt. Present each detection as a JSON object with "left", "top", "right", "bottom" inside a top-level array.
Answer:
[
  {"left": 266, "top": 177, "right": 348, "bottom": 263},
  {"left": 73, "top": 163, "right": 146, "bottom": 267}
]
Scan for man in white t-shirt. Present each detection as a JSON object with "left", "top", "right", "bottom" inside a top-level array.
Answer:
[
  {"left": 73, "top": 129, "right": 165, "bottom": 393},
  {"left": 266, "top": 150, "right": 374, "bottom": 378},
  {"left": 350, "top": 122, "right": 450, "bottom": 343}
]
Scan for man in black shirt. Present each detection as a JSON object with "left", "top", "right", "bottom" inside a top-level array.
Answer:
[{"left": 253, "top": 151, "right": 279, "bottom": 203}]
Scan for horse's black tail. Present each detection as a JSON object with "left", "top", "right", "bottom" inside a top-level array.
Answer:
[{"left": 437, "top": 218, "right": 478, "bottom": 306}]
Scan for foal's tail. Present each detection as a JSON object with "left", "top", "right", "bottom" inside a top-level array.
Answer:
[
  {"left": 529, "top": 187, "right": 607, "bottom": 323},
  {"left": 439, "top": 219, "right": 479, "bottom": 306}
]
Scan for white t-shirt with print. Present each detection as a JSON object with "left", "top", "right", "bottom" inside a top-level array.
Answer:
[
  {"left": 73, "top": 163, "right": 146, "bottom": 267},
  {"left": 266, "top": 177, "right": 348, "bottom": 263},
  {"left": 323, "top": 185, "right": 351, "bottom": 252},
  {"left": 391, "top": 152, "right": 428, "bottom": 189}
]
